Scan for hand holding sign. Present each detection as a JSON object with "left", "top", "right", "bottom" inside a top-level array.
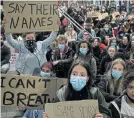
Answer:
[
  {"left": 95, "top": 113, "right": 104, "bottom": 118},
  {"left": 43, "top": 112, "right": 49, "bottom": 118}
]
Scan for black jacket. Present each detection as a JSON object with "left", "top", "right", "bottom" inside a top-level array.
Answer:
[
  {"left": 108, "top": 94, "right": 132, "bottom": 118},
  {"left": 53, "top": 46, "right": 75, "bottom": 78},
  {"left": 97, "top": 76, "right": 121, "bottom": 103},
  {"left": 75, "top": 53, "right": 97, "bottom": 79},
  {"left": 55, "top": 85, "right": 112, "bottom": 118},
  {"left": 100, "top": 29, "right": 113, "bottom": 44},
  {"left": 1, "top": 44, "right": 11, "bottom": 66},
  {"left": 99, "top": 54, "right": 112, "bottom": 75}
]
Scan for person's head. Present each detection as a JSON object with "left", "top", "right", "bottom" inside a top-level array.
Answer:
[
  {"left": 107, "top": 46, "right": 117, "bottom": 58},
  {"left": 110, "top": 37, "right": 117, "bottom": 47},
  {"left": 110, "top": 59, "right": 126, "bottom": 79},
  {"left": 104, "top": 24, "right": 110, "bottom": 31},
  {"left": 56, "top": 35, "right": 67, "bottom": 50},
  {"left": 77, "top": 41, "right": 93, "bottom": 55},
  {"left": 84, "top": 17, "right": 93, "bottom": 30},
  {"left": 67, "top": 25, "right": 73, "bottom": 31},
  {"left": 25, "top": 32, "right": 36, "bottom": 40},
  {"left": 40, "top": 62, "right": 54, "bottom": 77},
  {"left": 122, "top": 70, "right": 134, "bottom": 101},
  {"left": 93, "top": 38, "right": 101, "bottom": 47},
  {"left": 83, "top": 31, "right": 90, "bottom": 40},
  {"left": 24, "top": 32, "right": 37, "bottom": 53},
  {"left": 122, "top": 36, "right": 129, "bottom": 45},
  {"left": 113, "top": 52, "right": 126, "bottom": 61},
  {"left": 68, "top": 59, "right": 92, "bottom": 91}
]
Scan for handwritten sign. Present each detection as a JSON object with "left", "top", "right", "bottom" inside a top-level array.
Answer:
[
  {"left": 45, "top": 100, "right": 99, "bottom": 118},
  {"left": 87, "top": 11, "right": 101, "bottom": 18},
  {"left": 4, "top": 1, "right": 59, "bottom": 33},
  {"left": 1, "top": 74, "right": 67, "bottom": 109}
]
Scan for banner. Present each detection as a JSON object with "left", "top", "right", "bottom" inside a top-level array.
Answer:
[
  {"left": 4, "top": 1, "right": 59, "bottom": 33},
  {"left": 45, "top": 100, "right": 99, "bottom": 118},
  {"left": 87, "top": 11, "right": 101, "bottom": 18},
  {"left": 1, "top": 74, "right": 67, "bottom": 109}
]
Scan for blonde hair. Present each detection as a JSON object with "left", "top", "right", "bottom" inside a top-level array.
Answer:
[
  {"left": 111, "top": 58, "right": 126, "bottom": 70},
  {"left": 56, "top": 35, "right": 67, "bottom": 43}
]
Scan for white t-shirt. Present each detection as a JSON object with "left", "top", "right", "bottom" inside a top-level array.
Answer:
[{"left": 121, "top": 96, "right": 134, "bottom": 118}]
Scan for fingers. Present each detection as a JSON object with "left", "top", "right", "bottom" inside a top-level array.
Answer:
[
  {"left": 95, "top": 113, "right": 103, "bottom": 118},
  {"left": 43, "top": 112, "right": 49, "bottom": 118}
]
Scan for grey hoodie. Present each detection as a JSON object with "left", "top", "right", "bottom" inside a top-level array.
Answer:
[{"left": 6, "top": 32, "right": 58, "bottom": 75}]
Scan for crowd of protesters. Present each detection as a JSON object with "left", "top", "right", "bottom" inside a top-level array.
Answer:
[{"left": 1, "top": 1, "right": 134, "bottom": 118}]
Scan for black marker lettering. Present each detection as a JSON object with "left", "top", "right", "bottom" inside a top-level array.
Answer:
[
  {"left": 0, "top": 77, "right": 6, "bottom": 88},
  {"left": 16, "top": 79, "right": 25, "bottom": 88},
  {"left": 17, "top": 93, "right": 26, "bottom": 106},
  {"left": 27, "top": 79, "right": 35, "bottom": 88},
  {"left": 9, "top": 78, "right": 16, "bottom": 88},
  {"left": 47, "top": 17, "right": 53, "bottom": 26},
  {"left": 8, "top": 3, "right": 15, "bottom": 13},
  {"left": 22, "top": 17, "right": 28, "bottom": 28},
  {"left": 28, "top": 4, "right": 36, "bottom": 14},
  {"left": 10, "top": 17, "right": 19, "bottom": 29},
  {"left": 27, "top": 94, "right": 37, "bottom": 107},
  {"left": 3, "top": 91, "right": 14, "bottom": 105}
]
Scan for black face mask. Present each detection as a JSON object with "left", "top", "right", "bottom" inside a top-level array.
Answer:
[
  {"left": 24, "top": 40, "right": 37, "bottom": 53},
  {"left": 1, "top": 42, "right": 4, "bottom": 47}
]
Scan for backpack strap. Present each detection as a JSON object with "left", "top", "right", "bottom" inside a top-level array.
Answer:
[{"left": 111, "top": 101, "right": 122, "bottom": 118}]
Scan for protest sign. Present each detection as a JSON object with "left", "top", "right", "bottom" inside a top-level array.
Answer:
[
  {"left": 4, "top": 1, "right": 59, "bottom": 33},
  {"left": 1, "top": 74, "right": 67, "bottom": 109},
  {"left": 87, "top": 11, "right": 101, "bottom": 18},
  {"left": 45, "top": 100, "right": 99, "bottom": 118}
]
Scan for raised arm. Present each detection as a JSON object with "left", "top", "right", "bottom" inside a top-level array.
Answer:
[
  {"left": 42, "top": 31, "right": 58, "bottom": 50},
  {"left": 6, "top": 34, "right": 21, "bottom": 51}
]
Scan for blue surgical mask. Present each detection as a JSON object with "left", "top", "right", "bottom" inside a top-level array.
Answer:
[
  {"left": 112, "top": 69, "right": 123, "bottom": 79},
  {"left": 40, "top": 71, "right": 51, "bottom": 77},
  {"left": 105, "top": 28, "right": 109, "bottom": 31},
  {"left": 111, "top": 42, "right": 117, "bottom": 47},
  {"left": 70, "top": 76, "right": 86, "bottom": 91},
  {"left": 80, "top": 48, "right": 88, "bottom": 55},
  {"left": 58, "top": 44, "right": 65, "bottom": 49},
  {"left": 132, "top": 36, "right": 134, "bottom": 41}
]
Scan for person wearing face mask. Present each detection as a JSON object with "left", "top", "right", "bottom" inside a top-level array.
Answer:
[
  {"left": 78, "top": 17, "right": 96, "bottom": 41},
  {"left": 119, "top": 36, "right": 129, "bottom": 52},
  {"left": 51, "top": 35, "right": 75, "bottom": 78},
  {"left": 109, "top": 70, "right": 134, "bottom": 118},
  {"left": 43, "top": 59, "right": 112, "bottom": 118},
  {"left": 74, "top": 41, "right": 97, "bottom": 80},
  {"left": 99, "top": 46, "right": 117, "bottom": 75},
  {"left": 32, "top": 62, "right": 55, "bottom": 77},
  {"left": 0, "top": 34, "right": 11, "bottom": 74},
  {"left": 98, "top": 59, "right": 126, "bottom": 103},
  {"left": 100, "top": 24, "right": 113, "bottom": 44},
  {"left": 5, "top": 19, "right": 61, "bottom": 75}
]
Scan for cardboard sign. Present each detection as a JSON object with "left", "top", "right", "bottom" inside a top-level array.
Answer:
[
  {"left": 45, "top": 100, "right": 99, "bottom": 118},
  {"left": 87, "top": 11, "right": 101, "bottom": 18},
  {"left": 1, "top": 74, "right": 67, "bottom": 109},
  {"left": 4, "top": 1, "right": 59, "bottom": 33}
]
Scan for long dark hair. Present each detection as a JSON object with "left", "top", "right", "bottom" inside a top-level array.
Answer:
[
  {"left": 65, "top": 58, "right": 93, "bottom": 100},
  {"left": 76, "top": 40, "right": 93, "bottom": 56},
  {"left": 122, "top": 69, "right": 134, "bottom": 91}
]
